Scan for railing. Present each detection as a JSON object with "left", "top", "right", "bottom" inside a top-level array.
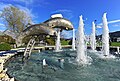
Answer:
[{"left": 22, "top": 38, "right": 36, "bottom": 61}]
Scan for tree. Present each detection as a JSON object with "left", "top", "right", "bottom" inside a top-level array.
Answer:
[{"left": 0, "top": 5, "right": 32, "bottom": 34}]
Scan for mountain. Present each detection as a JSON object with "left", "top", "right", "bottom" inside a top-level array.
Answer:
[
  {"left": 0, "top": 31, "right": 4, "bottom": 36},
  {"left": 109, "top": 31, "right": 120, "bottom": 37}
]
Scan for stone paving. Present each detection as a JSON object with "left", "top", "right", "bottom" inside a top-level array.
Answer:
[{"left": 0, "top": 53, "right": 15, "bottom": 81}]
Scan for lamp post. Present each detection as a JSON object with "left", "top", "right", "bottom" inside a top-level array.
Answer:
[
  {"left": 94, "top": 20, "right": 97, "bottom": 37},
  {"left": 94, "top": 20, "right": 99, "bottom": 47}
]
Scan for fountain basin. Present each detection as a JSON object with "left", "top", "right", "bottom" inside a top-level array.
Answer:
[{"left": 5, "top": 49, "right": 120, "bottom": 81}]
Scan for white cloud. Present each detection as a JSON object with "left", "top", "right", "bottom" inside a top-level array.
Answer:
[
  {"left": 0, "top": 23, "right": 5, "bottom": 27},
  {"left": 97, "top": 19, "right": 120, "bottom": 28},
  {"left": 36, "top": 0, "right": 49, "bottom": 7},
  {"left": 61, "top": 30, "right": 73, "bottom": 39},
  {"left": 112, "top": 23, "right": 120, "bottom": 27},
  {"left": 12, "top": 0, "right": 33, "bottom": 4},
  {"left": 0, "top": 3, "right": 12, "bottom": 10},
  {"left": 16, "top": 5, "right": 35, "bottom": 19},
  {"left": 61, "top": 29, "right": 77, "bottom": 39},
  {"left": 108, "top": 19, "right": 120, "bottom": 24},
  {"left": 95, "top": 23, "right": 102, "bottom": 28},
  {"left": 13, "top": 0, "right": 49, "bottom": 7},
  {"left": 0, "top": 23, "right": 6, "bottom": 31},
  {"left": 96, "top": 25, "right": 102, "bottom": 28},
  {"left": 53, "top": 9, "right": 72, "bottom": 13}
]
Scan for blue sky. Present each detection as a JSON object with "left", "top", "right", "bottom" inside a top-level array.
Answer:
[{"left": 0, "top": 0, "right": 120, "bottom": 38}]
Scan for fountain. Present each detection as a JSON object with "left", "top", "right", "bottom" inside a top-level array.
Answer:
[
  {"left": 117, "top": 47, "right": 120, "bottom": 54},
  {"left": 72, "top": 29, "right": 76, "bottom": 50},
  {"left": 58, "top": 58, "right": 64, "bottom": 69},
  {"left": 90, "top": 22, "right": 96, "bottom": 51},
  {"left": 76, "top": 15, "right": 91, "bottom": 64},
  {"left": 4, "top": 14, "right": 120, "bottom": 81},
  {"left": 43, "top": 59, "right": 47, "bottom": 66},
  {"left": 102, "top": 13, "right": 110, "bottom": 57},
  {"left": 101, "top": 13, "right": 115, "bottom": 58},
  {"left": 55, "top": 29, "right": 62, "bottom": 52}
]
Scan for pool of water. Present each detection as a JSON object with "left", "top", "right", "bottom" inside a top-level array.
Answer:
[{"left": 5, "top": 49, "right": 120, "bottom": 81}]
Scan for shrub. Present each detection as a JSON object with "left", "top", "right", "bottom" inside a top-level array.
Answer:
[
  {"left": 61, "top": 40, "right": 69, "bottom": 45},
  {"left": 0, "top": 43, "right": 12, "bottom": 51},
  {"left": 46, "top": 38, "right": 55, "bottom": 45}
]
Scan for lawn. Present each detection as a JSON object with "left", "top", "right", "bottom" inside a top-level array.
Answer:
[
  {"left": 61, "top": 40, "right": 70, "bottom": 45},
  {"left": 111, "top": 42, "right": 120, "bottom": 46}
]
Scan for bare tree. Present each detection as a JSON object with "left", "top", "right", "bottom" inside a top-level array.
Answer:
[{"left": 0, "top": 5, "right": 32, "bottom": 34}]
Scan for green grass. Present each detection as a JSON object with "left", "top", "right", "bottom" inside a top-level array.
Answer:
[
  {"left": 111, "top": 42, "right": 120, "bottom": 46},
  {"left": 90, "top": 41, "right": 120, "bottom": 47},
  {"left": 61, "top": 40, "right": 70, "bottom": 45}
]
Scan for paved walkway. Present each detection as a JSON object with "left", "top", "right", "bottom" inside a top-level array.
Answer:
[{"left": 0, "top": 52, "right": 15, "bottom": 81}]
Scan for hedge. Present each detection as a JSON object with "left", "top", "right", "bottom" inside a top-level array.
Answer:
[{"left": 0, "top": 43, "right": 12, "bottom": 51}]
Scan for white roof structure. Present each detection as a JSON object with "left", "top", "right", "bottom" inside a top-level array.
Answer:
[{"left": 51, "top": 14, "right": 63, "bottom": 18}]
